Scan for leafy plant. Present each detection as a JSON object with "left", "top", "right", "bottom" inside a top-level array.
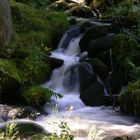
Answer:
[
  {"left": 23, "top": 85, "right": 62, "bottom": 107},
  {"left": 0, "top": 123, "right": 20, "bottom": 140},
  {"left": 33, "top": 121, "right": 73, "bottom": 140}
]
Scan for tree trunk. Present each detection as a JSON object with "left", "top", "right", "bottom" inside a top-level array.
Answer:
[{"left": 0, "top": 0, "right": 12, "bottom": 47}]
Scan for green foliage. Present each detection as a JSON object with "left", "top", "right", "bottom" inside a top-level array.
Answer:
[
  {"left": 119, "top": 80, "right": 140, "bottom": 118},
  {"left": 33, "top": 122, "right": 73, "bottom": 140},
  {"left": 0, "top": 123, "right": 20, "bottom": 140},
  {"left": 113, "top": 33, "right": 139, "bottom": 82},
  {"left": 126, "top": 59, "right": 140, "bottom": 81},
  {"left": 0, "top": 0, "right": 69, "bottom": 106},
  {"left": 107, "top": 1, "right": 140, "bottom": 27},
  {"left": 0, "top": 59, "right": 26, "bottom": 83},
  {"left": 23, "top": 85, "right": 62, "bottom": 106}
]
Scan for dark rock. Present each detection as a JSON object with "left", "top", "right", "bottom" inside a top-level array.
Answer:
[
  {"left": 49, "top": 57, "right": 64, "bottom": 69},
  {"left": 79, "top": 25, "right": 110, "bottom": 52},
  {"left": 79, "top": 63, "right": 97, "bottom": 92},
  {"left": 108, "top": 71, "right": 122, "bottom": 95},
  {"left": 132, "top": 53, "right": 140, "bottom": 67},
  {"left": 79, "top": 21, "right": 94, "bottom": 33},
  {"left": 0, "top": 71, "right": 26, "bottom": 105},
  {"left": 0, "top": 105, "right": 43, "bottom": 122},
  {"left": 68, "top": 18, "right": 77, "bottom": 25},
  {"left": 80, "top": 81, "right": 112, "bottom": 106},
  {"left": 87, "top": 58, "right": 110, "bottom": 80},
  {"left": 0, "top": 120, "right": 47, "bottom": 138},
  {"left": 87, "top": 33, "right": 116, "bottom": 57}
]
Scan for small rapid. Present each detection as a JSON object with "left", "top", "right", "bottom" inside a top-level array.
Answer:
[{"left": 36, "top": 26, "right": 140, "bottom": 139}]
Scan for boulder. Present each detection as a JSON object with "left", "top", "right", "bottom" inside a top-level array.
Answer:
[
  {"left": 108, "top": 71, "right": 122, "bottom": 95},
  {"left": 87, "top": 33, "right": 115, "bottom": 57},
  {"left": 79, "top": 63, "right": 97, "bottom": 92},
  {"left": 80, "top": 81, "right": 112, "bottom": 106},
  {"left": 87, "top": 58, "right": 110, "bottom": 80},
  {"left": 49, "top": 57, "right": 64, "bottom": 69},
  {"left": 0, "top": 0, "right": 12, "bottom": 47},
  {"left": 0, "top": 71, "right": 23, "bottom": 104},
  {"left": 0, "top": 105, "right": 43, "bottom": 122},
  {"left": 79, "top": 21, "right": 94, "bottom": 33},
  {"left": 0, "top": 120, "right": 47, "bottom": 138},
  {"left": 79, "top": 25, "right": 110, "bottom": 52}
]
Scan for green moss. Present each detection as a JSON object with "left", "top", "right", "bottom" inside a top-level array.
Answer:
[
  {"left": 23, "top": 85, "right": 51, "bottom": 106},
  {"left": 0, "top": 59, "right": 26, "bottom": 83},
  {"left": 23, "top": 85, "right": 62, "bottom": 107},
  {"left": 0, "top": 0, "right": 69, "bottom": 106},
  {"left": 119, "top": 80, "right": 140, "bottom": 118},
  {"left": 113, "top": 33, "right": 139, "bottom": 83}
]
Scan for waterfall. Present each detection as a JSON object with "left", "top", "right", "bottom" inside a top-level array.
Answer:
[{"left": 36, "top": 27, "right": 140, "bottom": 139}]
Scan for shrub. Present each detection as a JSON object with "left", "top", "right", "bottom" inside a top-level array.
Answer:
[
  {"left": 119, "top": 80, "right": 140, "bottom": 118},
  {"left": 23, "top": 85, "right": 62, "bottom": 107}
]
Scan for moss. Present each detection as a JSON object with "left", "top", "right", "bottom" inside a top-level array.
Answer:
[
  {"left": 22, "top": 85, "right": 51, "bottom": 106},
  {"left": 0, "top": 0, "right": 69, "bottom": 106},
  {"left": 0, "top": 59, "right": 26, "bottom": 83},
  {"left": 113, "top": 33, "right": 139, "bottom": 83},
  {"left": 22, "top": 85, "right": 61, "bottom": 107},
  {"left": 119, "top": 80, "right": 140, "bottom": 118}
]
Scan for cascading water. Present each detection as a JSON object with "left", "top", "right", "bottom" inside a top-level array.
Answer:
[{"left": 36, "top": 27, "right": 140, "bottom": 139}]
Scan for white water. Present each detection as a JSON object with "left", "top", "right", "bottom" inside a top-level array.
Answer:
[{"left": 37, "top": 31, "right": 140, "bottom": 139}]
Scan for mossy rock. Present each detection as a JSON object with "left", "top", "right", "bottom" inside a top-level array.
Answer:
[
  {"left": 22, "top": 85, "right": 54, "bottom": 107},
  {"left": 86, "top": 58, "right": 110, "bottom": 80},
  {"left": 79, "top": 25, "right": 110, "bottom": 52},
  {"left": 119, "top": 80, "right": 140, "bottom": 118},
  {"left": 79, "top": 64, "right": 97, "bottom": 92},
  {"left": 79, "top": 21, "right": 94, "bottom": 33},
  {"left": 80, "top": 81, "right": 112, "bottom": 106},
  {"left": 87, "top": 33, "right": 115, "bottom": 57}
]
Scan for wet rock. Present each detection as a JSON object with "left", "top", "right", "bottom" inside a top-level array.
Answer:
[
  {"left": 0, "top": 105, "right": 43, "bottom": 122},
  {"left": 68, "top": 17, "right": 77, "bottom": 25},
  {"left": 49, "top": 57, "right": 64, "bottom": 69},
  {"left": 80, "top": 81, "right": 112, "bottom": 106},
  {"left": 79, "top": 63, "right": 97, "bottom": 92},
  {"left": 79, "top": 21, "right": 94, "bottom": 33},
  {"left": 87, "top": 58, "right": 110, "bottom": 80},
  {"left": 0, "top": 120, "right": 47, "bottom": 138},
  {"left": 87, "top": 33, "right": 116, "bottom": 57},
  {"left": 108, "top": 71, "right": 122, "bottom": 95},
  {"left": 79, "top": 25, "right": 110, "bottom": 52}
]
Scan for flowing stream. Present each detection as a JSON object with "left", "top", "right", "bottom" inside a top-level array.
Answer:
[{"left": 36, "top": 27, "right": 140, "bottom": 139}]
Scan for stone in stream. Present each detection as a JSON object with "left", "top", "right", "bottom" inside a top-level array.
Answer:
[
  {"left": 0, "top": 104, "right": 44, "bottom": 122},
  {"left": 79, "top": 25, "right": 111, "bottom": 52},
  {"left": 87, "top": 33, "right": 116, "bottom": 57},
  {"left": 86, "top": 58, "right": 110, "bottom": 80},
  {"left": 80, "top": 81, "right": 112, "bottom": 106},
  {"left": 0, "top": 120, "right": 47, "bottom": 138}
]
